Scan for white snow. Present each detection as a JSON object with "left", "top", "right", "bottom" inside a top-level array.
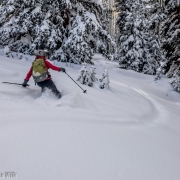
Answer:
[
  {"left": 3, "top": 46, "right": 9, "bottom": 54},
  {"left": 41, "top": 20, "right": 49, "bottom": 31},
  {"left": 0, "top": 52, "right": 180, "bottom": 180},
  {"left": 20, "top": 34, "right": 32, "bottom": 46},
  {"left": 32, "top": 5, "right": 41, "bottom": 14}
]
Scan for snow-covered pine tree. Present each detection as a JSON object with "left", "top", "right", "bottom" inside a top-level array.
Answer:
[
  {"left": 146, "top": 0, "right": 165, "bottom": 35},
  {"left": 143, "top": 0, "right": 166, "bottom": 74},
  {"left": 0, "top": 0, "right": 65, "bottom": 55},
  {"left": 52, "top": 0, "right": 115, "bottom": 64},
  {"left": 115, "top": 0, "right": 163, "bottom": 75},
  {"left": 84, "top": 71, "right": 93, "bottom": 87},
  {"left": 89, "top": 66, "right": 98, "bottom": 83},
  {"left": 160, "top": 0, "right": 180, "bottom": 72},
  {"left": 159, "top": 0, "right": 180, "bottom": 93},
  {"left": 99, "top": 69, "right": 109, "bottom": 89},
  {"left": 77, "top": 64, "right": 97, "bottom": 87},
  {"left": 77, "top": 63, "right": 88, "bottom": 85},
  {"left": 171, "top": 60, "right": 180, "bottom": 92},
  {"left": 0, "top": 0, "right": 115, "bottom": 64},
  {"left": 166, "top": 61, "right": 179, "bottom": 78},
  {"left": 85, "top": 66, "right": 97, "bottom": 86}
]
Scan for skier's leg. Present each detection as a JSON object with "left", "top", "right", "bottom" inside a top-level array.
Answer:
[
  {"left": 38, "top": 80, "right": 61, "bottom": 98},
  {"left": 48, "top": 80, "right": 61, "bottom": 99},
  {"left": 36, "top": 81, "right": 46, "bottom": 92}
]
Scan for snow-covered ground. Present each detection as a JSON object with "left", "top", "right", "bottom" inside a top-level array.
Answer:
[{"left": 0, "top": 52, "right": 180, "bottom": 180}]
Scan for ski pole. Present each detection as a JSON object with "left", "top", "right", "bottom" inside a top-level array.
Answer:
[
  {"left": 65, "top": 72, "right": 87, "bottom": 93},
  {"left": 2, "top": 82, "right": 30, "bottom": 87}
]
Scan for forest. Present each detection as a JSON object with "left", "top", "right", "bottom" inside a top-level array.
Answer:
[{"left": 0, "top": 0, "right": 179, "bottom": 93}]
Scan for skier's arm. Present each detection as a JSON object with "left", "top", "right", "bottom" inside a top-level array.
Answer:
[
  {"left": 45, "top": 61, "right": 61, "bottom": 72},
  {"left": 25, "top": 67, "right": 32, "bottom": 81}
]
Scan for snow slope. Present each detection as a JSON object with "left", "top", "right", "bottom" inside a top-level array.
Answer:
[{"left": 0, "top": 53, "right": 180, "bottom": 180}]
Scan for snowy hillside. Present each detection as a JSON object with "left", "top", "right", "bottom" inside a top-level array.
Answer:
[{"left": 0, "top": 53, "right": 180, "bottom": 180}]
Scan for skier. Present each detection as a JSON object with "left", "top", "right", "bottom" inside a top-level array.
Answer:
[{"left": 22, "top": 50, "right": 66, "bottom": 98}]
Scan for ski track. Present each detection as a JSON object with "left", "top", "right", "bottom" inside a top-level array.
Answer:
[
  {"left": 94, "top": 58, "right": 174, "bottom": 126},
  {"left": 95, "top": 79, "right": 163, "bottom": 125}
]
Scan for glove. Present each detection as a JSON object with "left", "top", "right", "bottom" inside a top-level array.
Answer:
[
  {"left": 22, "top": 79, "right": 28, "bottom": 87},
  {"left": 61, "top": 67, "right": 66, "bottom": 73}
]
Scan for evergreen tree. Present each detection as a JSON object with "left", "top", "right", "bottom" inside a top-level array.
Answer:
[
  {"left": 0, "top": 0, "right": 65, "bottom": 54},
  {"left": 77, "top": 63, "right": 88, "bottom": 85},
  {"left": 160, "top": 0, "right": 180, "bottom": 72},
  {"left": 160, "top": 0, "right": 180, "bottom": 92},
  {"left": 0, "top": 0, "right": 114, "bottom": 64},
  {"left": 115, "top": 0, "right": 163, "bottom": 75},
  {"left": 89, "top": 66, "right": 98, "bottom": 83},
  {"left": 171, "top": 61, "right": 180, "bottom": 92},
  {"left": 99, "top": 69, "right": 109, "bottom": 89},
  {"left": 146, "top": 0, "right": 165, "bottom": 35},
  {"left": 166, "top": 61, "right": 179, "bottom": 78},
  {"left": 77, "top": 64, "right": 97, "bottom": 87}
]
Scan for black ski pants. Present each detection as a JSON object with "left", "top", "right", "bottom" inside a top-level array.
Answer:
[{"left": 37, "top": 79, "right": 61, "bottom": 98}]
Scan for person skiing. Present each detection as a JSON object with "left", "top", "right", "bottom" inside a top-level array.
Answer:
[{"left": 22, "top": 50, "right": 66, "bottom": 99}]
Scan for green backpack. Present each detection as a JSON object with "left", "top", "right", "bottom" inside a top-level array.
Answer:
[{"left": 32, "top": 58, "right": 48, "bottom": 83}]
